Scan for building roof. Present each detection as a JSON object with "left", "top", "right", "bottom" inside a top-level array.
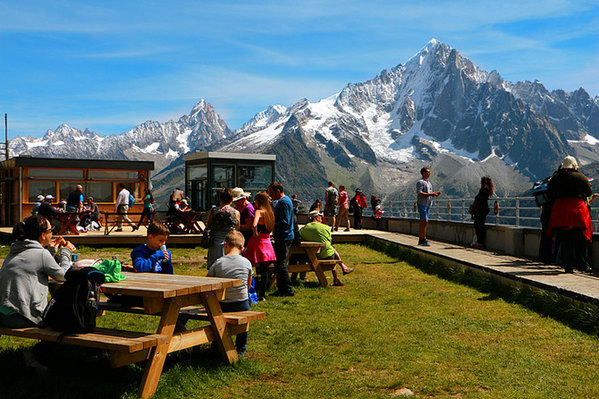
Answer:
[
  {"left": 184, "top": 151, "right": 276, "bottom": 162},
  {"left": 0, "top": 156, "right": 154, "bottom": 170}
]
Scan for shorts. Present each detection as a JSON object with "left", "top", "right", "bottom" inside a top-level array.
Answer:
[
  {"left": 417, "top": 204, "right": 430, "bottom": 221},
  {"left": 324, "top": 205, "right": 336, "bottom": 217}
]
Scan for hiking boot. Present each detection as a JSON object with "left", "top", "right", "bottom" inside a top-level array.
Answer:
[{"left": 343, "top": 268, "right": 354, "bottom": 275}]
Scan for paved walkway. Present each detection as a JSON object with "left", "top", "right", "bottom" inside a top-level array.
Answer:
[{"left": 365, "top": 230, "right": 599, "bottom": 306}]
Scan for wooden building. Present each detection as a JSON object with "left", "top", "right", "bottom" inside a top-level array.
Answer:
[
  {"left": 0, "top": 156, "right": 154, "bottom": 226},
  {"left": 183, "top": 152, "right": 276, "bottom": 211}
]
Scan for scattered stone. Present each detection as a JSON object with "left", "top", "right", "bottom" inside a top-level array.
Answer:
[{"left": 391, "top": 388, "right": 414, "bottom": 396}]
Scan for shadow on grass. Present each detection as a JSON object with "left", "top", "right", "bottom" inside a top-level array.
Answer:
[
  {"left": 364, "top": 237, "right": 599, "bottom": 337},
  {"left": 0, "top": 343, "right": 243, "bottom": 399}
]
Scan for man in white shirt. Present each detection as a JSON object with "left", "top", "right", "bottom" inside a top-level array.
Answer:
[{"left": 115, "top": 184, "right": 137, "bottom": 232}]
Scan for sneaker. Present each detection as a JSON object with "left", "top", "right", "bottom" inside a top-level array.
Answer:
[
  {"left": 343, "top": 268, "right": 354, "bottom": 275},
  {"left": 344, "top": 228, "right": 351, "bottom": 232},
  {"left": 418, "top": 239, "right": 430, "bottom": 246},
  {"left": 115, "top": 228, "right": 123, "bottom": 232},
  {"left": 237, "top": 351, "right": 245, "bottom": 358}
]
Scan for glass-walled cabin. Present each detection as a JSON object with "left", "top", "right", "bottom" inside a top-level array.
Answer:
[
  {"left": 184, "top": 152, "right": 276, "bottom": 211},
  {"left": 0, "top": 157, "right": 154, "bottom": 226}
]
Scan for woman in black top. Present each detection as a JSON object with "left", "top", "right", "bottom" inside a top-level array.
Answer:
[{"left": 472, "top": 176, "right": 494, "bottom": 249}]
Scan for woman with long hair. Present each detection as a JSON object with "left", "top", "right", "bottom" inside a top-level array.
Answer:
[
  {"left": 472, "top": 176, "right": 494, "bottom": 249},
  {"left": 206, "top": 188, "right": 240, "bottom": 268},
  {"left": 243, "top": 191, "right": 276, "bottom": 301},
  {"left": 136, "top": 188, "right": 155, "bottom": 229}
]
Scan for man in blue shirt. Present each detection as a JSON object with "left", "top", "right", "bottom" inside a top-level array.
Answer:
[{"left": 268, "top": 182, "right": 295, "bottom": 297}]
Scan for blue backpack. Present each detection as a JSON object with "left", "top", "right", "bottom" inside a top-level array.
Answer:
[{"left": 129, "top": 193, "right": 135, "bottom": 207}]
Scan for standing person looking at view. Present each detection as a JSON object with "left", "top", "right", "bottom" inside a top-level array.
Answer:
[{"left": 417, "top": 167, "right": 441, "bottom": 246}]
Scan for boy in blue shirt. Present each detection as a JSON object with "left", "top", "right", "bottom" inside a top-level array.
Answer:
[
  {"left": 131, "top": 221, "right": 173, "bottom": 274},
  {"left": 207, "top": 230, "right": 253, "bottom": 357}
]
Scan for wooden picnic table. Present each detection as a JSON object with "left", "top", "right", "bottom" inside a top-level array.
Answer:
[
  {"left": 100, "top": 272, "right": 244, "bottom": 398},
  {"left": 53, "top": 211, "right": 90, "bottom": 235},
  {"left": 165, "top": 211, "right": 205, "bottom": 234},
  {"left": 1, "top": 272, "right": 263, "bottom": 399},
  {"left": 102, "top": 211, "right": 155, "bottom": 235},
  {"left": 269, "top": 241, "right": 343, "bottom": 288}
]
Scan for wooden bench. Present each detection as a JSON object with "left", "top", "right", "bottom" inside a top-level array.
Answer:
[
  {"left": 0, "top": 326, "right": 167, "bottom": 360},
  {"left": 102, "top": 211, "right": 155, "bottom": 235},
  {"left": 267, "top": 241, "right": 344, "bottom": 288}
]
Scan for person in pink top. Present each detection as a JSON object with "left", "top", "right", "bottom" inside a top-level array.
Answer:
[
  {"left": 243, "top": 191, "right": 276, "bottom": 301},
  {"left": 334, "top": 185, "right": 350, "bottom": 232}
]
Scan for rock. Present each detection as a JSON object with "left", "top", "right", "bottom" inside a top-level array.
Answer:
[{"left": 391, "top": 388, "right": 414, "bottom": 396}]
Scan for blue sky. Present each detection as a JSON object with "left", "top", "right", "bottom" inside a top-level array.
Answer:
[{"left": 1, "top": 0, "right": 598, "bottom": 139}]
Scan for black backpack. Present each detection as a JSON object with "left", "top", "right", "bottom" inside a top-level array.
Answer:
[{"left": 43, "top": 267, "right": 105, "bottom": 334}]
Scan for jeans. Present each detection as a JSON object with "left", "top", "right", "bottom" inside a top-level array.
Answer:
[
  {"left": 220, "top": 299, "right": 251, "bottom": 353},
  {"left": 273, "top": 239, "right": 294, "bottom": 295}
]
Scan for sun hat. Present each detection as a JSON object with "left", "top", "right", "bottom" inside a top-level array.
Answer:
[
  {"left": 561, "top": 155, "right": 578, "bottom": 170},
  {"left": 45, "top": 195, "right": 55, "bottom": 201},
  {"left": 232, "top": 187, "right": 251, "bottom": 201},
  {"left": 308, "top": 210, "right": 322, "bottom": 220},
  {"left": 36, "top": 195, "right": 45, "bottom": 202}
]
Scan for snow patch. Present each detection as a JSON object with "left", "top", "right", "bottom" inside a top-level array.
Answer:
[{"left": 568, "top": 135, "right": 599, "bottom": 145}]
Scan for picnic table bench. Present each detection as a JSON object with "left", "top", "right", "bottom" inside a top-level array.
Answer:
[
  {"left": 269, "top": 241, "right": 344, "bottom": 288},
  {"left": 53, "top": 211, "right": 91, "bottom": 235},
  {"left": 102, "top": 211, "right": 155, "bottom": 235},
  {"left": 165, "top": 211, "right": 205, "bottom": 234},
  {"left": 1, "top": 272, "right": 265, "bottom": 399}
]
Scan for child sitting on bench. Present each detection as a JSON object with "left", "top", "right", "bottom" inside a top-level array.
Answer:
[
  {"left": 207, "top": 230, "right": 253, "bottom": 357},
  {"left": 131, "top": 221, "right": 173, "bottom": 274}
]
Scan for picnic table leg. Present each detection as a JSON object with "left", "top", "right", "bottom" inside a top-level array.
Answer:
[
  {"left": 306, "top": 249, "right": 329, "bottom": 287},
  {"left": 200, "top": 290, "right": 239, "bottom": 364},
  {"left": 138, "top": 297, "right": 180, "bottom": 399}
]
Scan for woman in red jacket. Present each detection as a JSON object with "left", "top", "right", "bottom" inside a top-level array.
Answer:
[
  {"left": 547, "top": 156, "right": 595, "bottom": 273},
  {"left": 350, "top": 189, "right": 368, "bottom": 229}
]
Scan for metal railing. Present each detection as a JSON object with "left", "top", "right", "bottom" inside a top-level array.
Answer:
[{"left": 360, "top": 197, "right": 599, "bottom": 231}]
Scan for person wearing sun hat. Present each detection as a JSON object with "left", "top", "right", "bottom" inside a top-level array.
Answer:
[
  {"left": 547, "top": 155, "right": 594, "bottom": 272},
  {"left": 232, "top": 187, "right": 255, "bottom": 245}
]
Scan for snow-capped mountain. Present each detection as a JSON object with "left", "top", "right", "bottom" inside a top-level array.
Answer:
[
  {"left": 9, "top": 39, "right": 599, "bottom": 203},
  {"left": 217, "top": 39, "right": 599, "bottom": 199},
  {"left": 10, "top": 99, "right": 231, "bottom": 172}
]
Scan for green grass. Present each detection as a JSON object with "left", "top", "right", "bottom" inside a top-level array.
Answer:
[{"left": 2, "top": 243, "right": 599, "bottom": 398}]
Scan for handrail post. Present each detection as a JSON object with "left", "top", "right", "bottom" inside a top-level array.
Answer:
[{"left": 515, "top": 199, "right": 520, "bottom": 227}]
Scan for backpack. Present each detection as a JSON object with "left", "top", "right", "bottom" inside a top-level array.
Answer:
[
  {"left": 43, "top": 267, "right": 105, "bottom": 334},
  {"left": 326, "top": 188, "right": 339, "bottom": 206},
  {"left": 532, "top": 175, "right": 552, "bottom": 207},
  {"left": 128, "top": 193, "right": 135, "bottom": 207}
]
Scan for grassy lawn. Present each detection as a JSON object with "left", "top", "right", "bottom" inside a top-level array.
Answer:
[{"left": 1, "top": 243, "right": 599, "bottom": 398}]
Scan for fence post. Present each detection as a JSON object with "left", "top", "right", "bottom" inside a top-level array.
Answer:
[{"left": 515, "top": 198, "right": 520, "bottom": 227}]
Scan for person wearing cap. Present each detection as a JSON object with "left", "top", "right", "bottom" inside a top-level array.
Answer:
[
  {"left": 547, "top": 156, "right": 595, "bottom": 273},
  {"left": 37, "top": 195, "right": 61, "bottom": 231},
  {"left": 31, "top": 195, "right": 45, "bottom": 216},
  {"left": 81, "top": 197, "right": 101, "bottom": 230},
  {"left": 232, "top": 187, "right": 255, "bottom": 245},
  {"left": 350, "top": 189, "right": 368, "bottom": 229},
  {"left": 299, "top": 210, "right": 354, "bottom": 286}
]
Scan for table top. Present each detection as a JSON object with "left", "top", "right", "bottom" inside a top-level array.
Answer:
[{"left": 101, "top": 272, "right": 241, "bottom": 299}]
